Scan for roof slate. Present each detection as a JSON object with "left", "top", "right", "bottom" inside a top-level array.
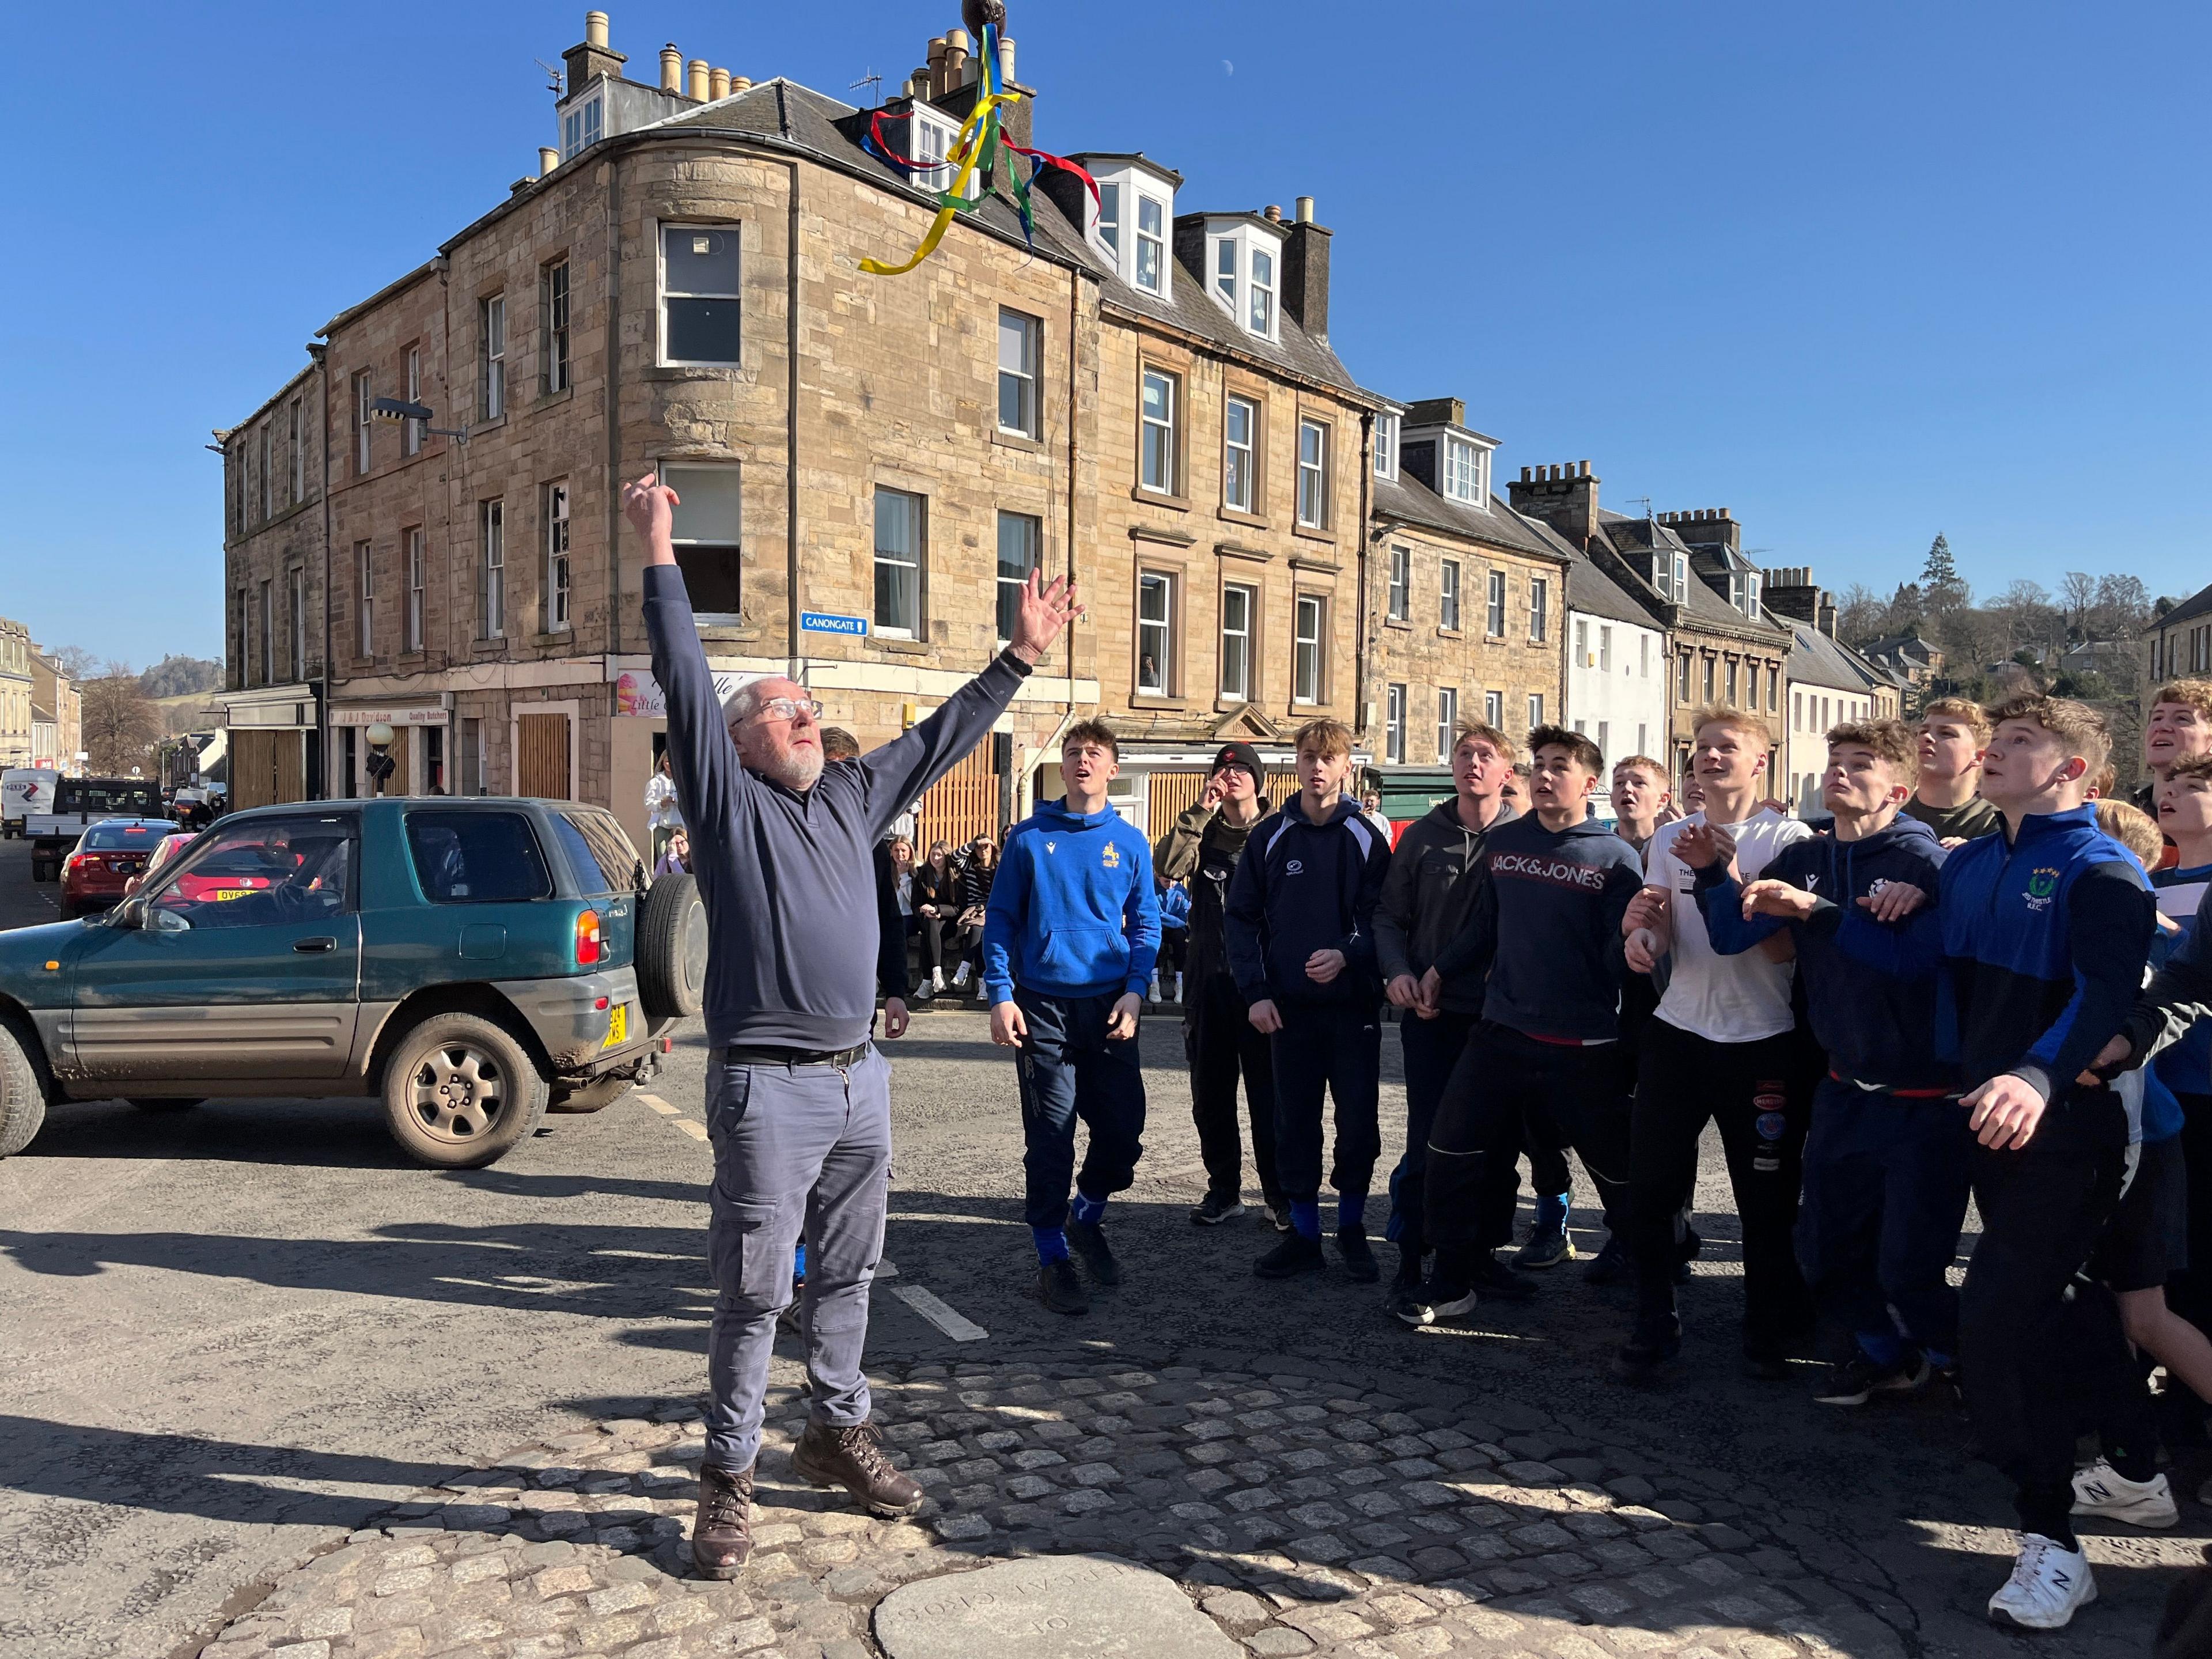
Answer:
[
  {"left": 2160, "top": 580, "right": 2212, "bottom": 630},
  {"left": 1373, "top": 472, "right": 1565, "bottom": 563}
]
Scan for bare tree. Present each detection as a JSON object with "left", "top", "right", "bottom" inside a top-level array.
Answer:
[
  {"left": 81, "top": 665, "right": 161, "bottom": 777},
  {"left": 2094, "top": 574, "right": 2153, "bottom": 641},
  {"left": 2059, "top": 572, "right": 2099, "bottom": 639}
]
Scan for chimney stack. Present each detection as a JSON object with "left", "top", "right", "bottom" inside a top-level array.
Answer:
[
  {"left": 1507, "top": 460, "right": 1601, "bottom": 549},
  {"left": 562, "top": 10, "right": 628, "bottom": 105},
  {"left": 1282, "top": 202, "right": 1333, "bottom": 339},
  {"left": 539, "top": 146, "right": 560, "bottom": 176},
  {"left": 1761, "top": 566, "right": 1828, "bottom": 628},
  {"left": 709, "top": 66, "right": 730, "bottom": 100},
  {"left": 687, "top": 58, "right": 710, "bottom": 101},
  {"left": 1661, "top": 507, "right": 1741, "bottom": 553},
  {"left": 660, "top": 43, "right": 682, "bottom": 90}
]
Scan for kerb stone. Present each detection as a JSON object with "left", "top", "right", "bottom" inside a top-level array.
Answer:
[{"left": 873, "top": 1554, "right": 1238, "bottom": 1659}]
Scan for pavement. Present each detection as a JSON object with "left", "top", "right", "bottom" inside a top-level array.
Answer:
[{"left": 1, "top": 834, "right": 2207, "bottom": 1659}]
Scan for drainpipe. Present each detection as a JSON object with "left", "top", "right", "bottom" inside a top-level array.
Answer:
[
  {"left": 1354, "top": 410, "right": 1374, "bottom": 740},
  {"left": 604, "top": 155, "right": 623, "bottom": 662},
  {"left": 313, "top": 342, "right": 331, "bottom": 798},
  {"left": 786, "top": 161, "right": 802, "bottom": 681}
]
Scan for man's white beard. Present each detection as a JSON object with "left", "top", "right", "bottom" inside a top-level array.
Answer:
[{"left": 759, "top": 745, "right": 823, "bottom": 791}]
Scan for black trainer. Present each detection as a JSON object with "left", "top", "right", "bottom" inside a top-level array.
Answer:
[
  {"left": 1741, "top": 1338, "right": 1791, "bottom": 1381},
  {"left": 1067, "top": 1219, "right": 1121, "bottom": 1285},
  {"left": 1262, "top": 1192, "right": 1293, "bottom": 1233},
  {"left": 1393, "top": 1275, "right": 1476, "bottom": 1328},
  {"left": 1615, "top": 1312, "right": 1681, "bottom": 1383},
  {"left": 1813, "top": 1352, "right": 1930, "bottom": 1406},
  {"left": 1336, "top": 1229, "right": 1380, "bottom": 1283},
  {"left": 1468, "top": 1253, "right": 1539, "bottom": 1304},
  {"left": 1036, "top": 1257, "right": 1089, "bottom": 1315},
  {"left": 1255, "top": 1233, "right": 1325, "bottom": 1279},
  {"left": 1384, "top": 1274, "right": 1429, "bottom": 1324},
  {"left": 1191, "top": 1191, "right": 1245, "bottom": 1226},
  {"left": 1583, "top": 1237, "right": 1628, "bottom": 1285}
]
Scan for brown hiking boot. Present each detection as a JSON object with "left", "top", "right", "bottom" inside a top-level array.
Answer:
[
  {"left": 789, "top": 1419, "right": 924, "bottom": 1517},
  {"left": 690, "top": 1462, "right": 755, "bottom": 1578}
]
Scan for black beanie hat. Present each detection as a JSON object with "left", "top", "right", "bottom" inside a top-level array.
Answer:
[{"left": 1211, "top": 741, "right": 1265, "bottom": 789}]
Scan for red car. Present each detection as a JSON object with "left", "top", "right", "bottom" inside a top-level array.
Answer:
[
  {"left": 60, "top": 817, "right": 180, "bottom": 920},
  {"left": 122, "top": 831, "right": 200, "bottom": 899}
]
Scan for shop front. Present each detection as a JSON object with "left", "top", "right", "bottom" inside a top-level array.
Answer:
[{"left": 221, "top": 684, "right": 320, "bottom": 809}]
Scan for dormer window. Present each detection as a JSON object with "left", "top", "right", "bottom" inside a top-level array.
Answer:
[
  {"left": 910, "top": 111, "right": 976, "bottom": 199},
  {"left": 1373, "top": 412, "right": 1400, "bottom": 481},
  {"left": 1442, "top": 435, "right": 1488, "bottom": 506},
  {"left": 1202, "top": 222, "right": 1285, "bottom": 341},
  {"left": 1135, "top": 196, "right": 1166, "bottom": 293},
  {"left": 561, "top": 93, "right": 603, "bottom": 160},
  {"left": 1731, "top": 571, "right": 1763, "bottom": 618},
  {"left": 1664, "top": 551, "right": 1688, "bottom": 604}
]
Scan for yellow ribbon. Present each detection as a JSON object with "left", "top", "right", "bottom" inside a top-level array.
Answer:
[{"left": 860, "top": 82, "right": 1022, "bottom": 276}]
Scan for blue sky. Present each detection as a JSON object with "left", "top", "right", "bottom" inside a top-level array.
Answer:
[{"left": 3, "top": 1, "right": 2203, "bottom": 668}]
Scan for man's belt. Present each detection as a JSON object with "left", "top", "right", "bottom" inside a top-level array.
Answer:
[{"left": 725, "top": 1042, "right": 870, "bottom": 1069}]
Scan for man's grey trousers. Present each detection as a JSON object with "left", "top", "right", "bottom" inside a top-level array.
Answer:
[{"left": 703, "top": 1047, "right": 892, "bottom": 1472}]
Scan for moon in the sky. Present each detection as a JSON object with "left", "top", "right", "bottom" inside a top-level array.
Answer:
[{"left": 1223, "top": 59, "right": 1234, "bottom": 75}]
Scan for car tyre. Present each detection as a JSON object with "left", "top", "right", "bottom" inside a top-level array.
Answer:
[
  {"left": 381, "top": 1012, "right": 548, "bottom": 1169},
  {"left": 0, "top": 1023, "right": 49, "bottom": 1159},
  {"left": 637, "top": 872, "right": 708, "bottom": 1022},
  {"left": 547, "top": 1074, "right": 633, "bottom": 1115},
  {"left": 127, "top": 1098, "right": 203, "bottom": 1112},
  {"left": 33, "top": 860, "right": 55, "bottom": 884}
]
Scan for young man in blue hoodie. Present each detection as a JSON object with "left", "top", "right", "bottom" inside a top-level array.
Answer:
[
  {"left": 1687, "top": 719, "right": 1963, "bottom": 1407},
  {"left": 984, "top": 721, "right": 1161, "bottom": 1317},
  {"left": 1400, "top": 728, "right": 1645, "bottom": 1323},
  {"left": 1834, "top": 696, "right": 2156, "bottom": 1630},
  {"left": 1225, "top": 718, "right": 1392, "bottom": 1282}
]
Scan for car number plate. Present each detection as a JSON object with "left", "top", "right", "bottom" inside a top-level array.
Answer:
[
  {"left": 214, "top": 888, "right": 249, "bottom": 901},
  {"left": 604, "top": 1004, "right": 628, "bottom": 1047}
]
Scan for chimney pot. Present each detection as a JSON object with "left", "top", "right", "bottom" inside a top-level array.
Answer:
[
  {"left": 539, "top": 145, "right": 559, "bottom": 176},
  {"left": 1295, "top": 195, "right": 1315, "bottom": 223},
  {"left": 687, "top": 58, "right": 709, "bottom": 101},
  {"left": 585, "top": 10, "right": 609, "bottom": 48},
  {"left": 709, "top": 66, "right": 730, "bottom": 99},
  {"left": 1520, "top": 466, "right": 1531, "bottom": 482},
  {"left": 944, "top": 29, "right": 970, "bottom": 86},
  {"left": 1580, "top": 460, "right": 1591, "bottom": 476},
  {"left": 998, "top": 35, "right": 1016, "bottom": 84},
  {"left": 660, "top": 43, "right": 682, "bottom": 91},
  {"left": 1263, "top": 204, "right": 1282, "bottom": 222},
  {"left": 730, "top": 75, "right": 751, "bottom": 93}
]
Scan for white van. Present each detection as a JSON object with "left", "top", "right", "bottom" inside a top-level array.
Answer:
[{"left": 2, "top": 769, "right": 57, "bottom": 839}]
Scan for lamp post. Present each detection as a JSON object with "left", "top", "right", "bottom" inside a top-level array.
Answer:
[{"left": 365, "top": 721, "right": 397, "bottom": 797}]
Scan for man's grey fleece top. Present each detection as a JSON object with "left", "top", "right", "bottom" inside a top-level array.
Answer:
[{"left": 644, "top": 563, "right": 1031, "bottom": 1050}]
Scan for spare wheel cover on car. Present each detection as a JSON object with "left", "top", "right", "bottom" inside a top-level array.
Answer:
[{"left": 637, "top": 872, "right": 708, "bottom": 1021}]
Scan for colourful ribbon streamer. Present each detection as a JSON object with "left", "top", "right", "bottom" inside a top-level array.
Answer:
[{"left": 859, "top": 22, "right": 1098, "bottom": 277}]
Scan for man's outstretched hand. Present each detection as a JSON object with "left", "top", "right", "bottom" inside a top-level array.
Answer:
[
  {"left": 622, "top": 473, "right": 679, "bottom": 565},
  {"left": 1007, "top": 569, "right": 1084, "bottom": 666}
]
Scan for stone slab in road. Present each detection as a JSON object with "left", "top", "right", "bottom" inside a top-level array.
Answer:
[{"left": 873, "top": 1554, "right": 1240, "bottom": 1658}]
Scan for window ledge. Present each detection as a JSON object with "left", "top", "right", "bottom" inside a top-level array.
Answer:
[
  {"left": 395, "top": 652, "right": 429, "bottom": 669},
  {"left": 1291, "top": 523, "right": 1337, "bottom": 545},
  {"left": 697, "top": 624, "right": 762, "bottom": 644},
  {"left": 1382, "top": 618, "right": 1411, "bottom": 632},
  {"left": 530, "top": 631, "right": 574, "bottom": 649},
  {"left": 991, "top": 428, "right": 1044, "bottom": 454},
  {"left": 877, "top": 637, "right": 934, "bottom": 658},
  {"left": 1130, "top": 525, "right": 1196, "bottom": 548},
  {"left": 1128, "top": 692, "right": 1185, "bottom": 709},
  {"left": 645, "top": 363, "right": 741, "bottom": 381},
  {"left": 532, "top": 386, "right": 577, "bottom": 415},
  {"left": 1130, "top": 486, "right": 1190, "bottom": 512},
  {"left": 474, "top": 414, "right": 510, "bottom": 435},
  {"left": 1214, "top": 541, "right": 1271, "bottom": 563},
  {"left": 471, "top": 639, "right": 507, "bottom": 658},
  {"left": 1438, "top": 628, "right": 1463, "bottom": 641},
  {"left": 345, "top": 657, "right": 374, "bottom": 673},
  {"left": 1218, "top": 507, "right": 1271, "bottom": 531}
]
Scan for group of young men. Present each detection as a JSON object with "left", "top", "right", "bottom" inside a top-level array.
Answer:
[{"left": 975, "top": 671, "right": 2212, "bottom": 1633}]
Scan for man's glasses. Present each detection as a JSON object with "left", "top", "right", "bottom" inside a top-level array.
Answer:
[{"left": 749, "top": 696, "right": 823, "bottom": 724}]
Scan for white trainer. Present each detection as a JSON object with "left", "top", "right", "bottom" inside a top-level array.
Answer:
[
  {"left": 1987, "top": 1534, "right": 2097, "bottom": 1630},
  {"left": 2071, "top": 1459, "right": 2177, "bottom": 1528},
  {"left": 951, "top": 963, "right": 971, "bottom": 988}
]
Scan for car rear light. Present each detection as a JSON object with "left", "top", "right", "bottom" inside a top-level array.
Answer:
[
  {"left": 593, "top": 996, "right": 610, "bottom": 1011},
  {"left": 575, "top": 909, "right": 603, "bottom": 967},
  {"left": 65, "top": 853, "right": 92, "bottom": 874}
]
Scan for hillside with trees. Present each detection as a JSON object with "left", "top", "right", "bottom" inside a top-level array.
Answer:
[{"left": 1834, "top": 536, "right": 2171, "bottom": 791}]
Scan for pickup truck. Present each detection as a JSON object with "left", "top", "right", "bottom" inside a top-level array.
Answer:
[
  {"left": 0, "top": 796, "right": 708, "bottom": 1168},
  {"left": 29, "top": 777, "right": 164, "bottom": 882}
]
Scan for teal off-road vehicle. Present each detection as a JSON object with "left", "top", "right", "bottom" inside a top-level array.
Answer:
[{"left": 0, "top": 797, "right": 707, "bottom": 1168}]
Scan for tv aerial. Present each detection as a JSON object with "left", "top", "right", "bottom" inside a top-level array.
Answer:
[{"left": 535, "top": 58, "right": 566, "bottom": 94}]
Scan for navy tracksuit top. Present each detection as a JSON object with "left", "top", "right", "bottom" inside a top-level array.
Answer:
[{"left": 1223, "top": 797, "right": 1391, "bottom": 1009}]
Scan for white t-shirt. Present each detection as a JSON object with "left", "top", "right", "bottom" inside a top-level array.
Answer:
[{"left": 1646, "top": 808, "right": 1815, "bottom": 1044}]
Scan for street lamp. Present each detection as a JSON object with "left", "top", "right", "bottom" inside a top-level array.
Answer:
[
  {"left": 365, "top": 722, "right": 397, "bottom": 796},
  {"left": 369, "top": 397, "right": 469, "bottom": 445}
]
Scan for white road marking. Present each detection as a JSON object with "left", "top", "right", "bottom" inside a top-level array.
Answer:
[
  {"left": 635, "top": 1093, "right": 679, "bottom": 1115},
  {"left": 671, "top": 1118, "right": 707, "bottom": 1141},
  {"left": 892, "top": 1285, "right": 987, "bottom": 1342}
]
